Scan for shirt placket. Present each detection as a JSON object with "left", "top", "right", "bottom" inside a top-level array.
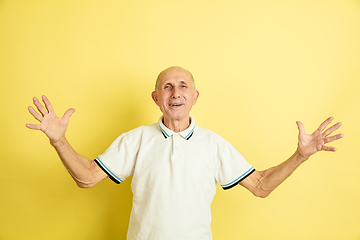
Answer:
[{"left": 172, "top": 133, "right": 180, "bottom": 160}]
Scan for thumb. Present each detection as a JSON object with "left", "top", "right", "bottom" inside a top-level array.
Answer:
[
  {"left": 63, "top": 108, "right": 75, "bottom": 121},
  {"left": 296, "top": 121, "right": 305, "bottom": 135}
]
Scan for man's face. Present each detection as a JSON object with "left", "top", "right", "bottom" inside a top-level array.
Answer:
[{"left": 152, "top": 67, "right": 199, "bottom": 124}]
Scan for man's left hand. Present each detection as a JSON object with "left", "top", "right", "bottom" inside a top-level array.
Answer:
[{"left": 296, "top": 117, "right": 343, "bottom": 160}]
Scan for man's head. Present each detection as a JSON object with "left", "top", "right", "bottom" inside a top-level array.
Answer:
[
  {"left": 154, "top": 66, "right": 196, "bottom": 91},
  {"left": 152, "top": 66, "right": 199, "bottom": 129}
]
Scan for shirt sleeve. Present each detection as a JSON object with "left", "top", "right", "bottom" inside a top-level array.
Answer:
[
  {"left": 215, "top": 140, "right": 255, "bottom": 190},
  {"left": 94, "top": 132, "right": 136, "bottom": 184}
]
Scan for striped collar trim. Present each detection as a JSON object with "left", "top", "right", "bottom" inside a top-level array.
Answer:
[{"left": 158, "top": 116, "right": 195, "bottom": 140}]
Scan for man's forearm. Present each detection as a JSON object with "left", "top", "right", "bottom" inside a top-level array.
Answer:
[
  {"left": 256, "top": 151, "right": 306, "bottom": 196},
  {"left": 51, "top": 137, "right": 105, "bottom": 188},
  {"left": 243, "top": 117, "right": 343, "bottom": 197}
]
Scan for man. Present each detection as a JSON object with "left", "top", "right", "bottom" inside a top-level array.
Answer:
[{"left": 26, "top": 66, "right": 343, "bottom": 239}]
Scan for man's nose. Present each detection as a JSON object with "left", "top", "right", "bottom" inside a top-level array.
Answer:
[{"left": 171, "top": 89, "right": 180, "bottom": 98}]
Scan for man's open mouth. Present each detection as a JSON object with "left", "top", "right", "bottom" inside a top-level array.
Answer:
[{"left": 169, "top": 103, "right": 183, "bottom": 107}]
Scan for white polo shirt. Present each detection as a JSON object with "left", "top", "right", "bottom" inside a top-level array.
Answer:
[{"left": 95, "top": 116, "right": 254, "bottom": 240}]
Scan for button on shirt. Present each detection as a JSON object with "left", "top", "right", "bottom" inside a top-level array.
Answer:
[{"left": 95, "top": 116, "right": 255, "bottom": 240}]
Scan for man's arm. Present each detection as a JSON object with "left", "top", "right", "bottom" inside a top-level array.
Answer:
[
  {"left": 239, "top": 117, "right": 343, "bottom": 198},
  {"left": 26, "top": 95, "right": 108, "bottom": 188}
]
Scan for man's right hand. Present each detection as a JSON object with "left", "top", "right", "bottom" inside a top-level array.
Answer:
[{"left": 26, "top": 95, "right": 75, "bottom": 145}]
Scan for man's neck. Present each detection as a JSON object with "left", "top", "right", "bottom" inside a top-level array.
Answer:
[{"left": 163, "top": 116, "right": 191, "bottom": 133}]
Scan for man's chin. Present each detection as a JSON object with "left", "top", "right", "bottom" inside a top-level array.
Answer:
[{"left": 163, "top": 114, "right": 189, "bottom": 122}]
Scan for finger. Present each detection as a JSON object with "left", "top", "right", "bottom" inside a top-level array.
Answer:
[
  {"left": 33, "top": 97, "right": 48, "bottom": 116},
  {"left": 28, "top": 106, "right": 43, "bottom": 122},
  {"left": 42, "top": 95, "right": 53, "bottom": 113},
  {"left": 296, "top": 121, "right": 306, "bottom": 135},
  {"left": 318, "top": 117, "right": 334, "bottom": 132},
  {"left": 323, "top": 122, "right": 342, "bottom": 137},
  {"left": 62, "top": 108, "right": 75, "bottom": 121},
  {"left": 324, "top": 133, "right": 344, "bottom": 143},
  {"left": 321, "top": 145, "right": 337, "bottom": 152},
  {"left": 26, "top": 123, "right": 41, "bottom": 130}
]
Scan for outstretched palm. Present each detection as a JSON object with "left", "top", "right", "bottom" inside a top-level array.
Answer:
[
  {"left": 296, "top": 117, "right": 343, "bottom": 160},
  {"left": 26, "top": 96, "right": 75, "bottom": 144}
]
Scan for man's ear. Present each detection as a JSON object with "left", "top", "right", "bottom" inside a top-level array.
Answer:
[
  {"left": 193, "top": 90, "right": 199, "bottom": 105},
  {"left": 151, "top": 91, "right": 159, "bottom": 106}
]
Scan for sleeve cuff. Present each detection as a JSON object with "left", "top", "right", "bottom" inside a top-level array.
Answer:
[
  {"left": 94, "top": 158, "right": 123, "bottom": 184},
  {"left": 221, "top": 167, "right": 255, "bottom": 190}
]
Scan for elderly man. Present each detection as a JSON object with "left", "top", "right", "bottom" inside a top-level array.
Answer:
[{"left": 26, "top": 66, "right": 343, "bottom": 240}]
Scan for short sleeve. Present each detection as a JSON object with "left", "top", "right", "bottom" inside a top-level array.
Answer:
[
  {"left": 94, "top": 132, "right": 136, "bottom": 184},
  {"left": 215, "top": 140, "right": 255, "bottom": 190}
]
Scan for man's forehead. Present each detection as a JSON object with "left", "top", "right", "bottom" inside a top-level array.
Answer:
[
  {"left": 160, "top": 74, "right": 191, "bottom": 83},
  {"left": 158, "top": 69, "right": 192, "bottom": 84},
  {"left": 155, "top": 66, "right": 195, "bottom": 90}
]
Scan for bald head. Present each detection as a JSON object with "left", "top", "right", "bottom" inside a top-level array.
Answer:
[
  {"left": 151, "top": 66, "right": 199, "bottom": 131},
  {"left": 155, "top": 66, "right": 195, "bottom": 91}
]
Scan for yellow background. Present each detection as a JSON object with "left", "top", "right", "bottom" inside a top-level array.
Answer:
[{"left": 1, "top": 0, "right": 359, "bottom": 239}]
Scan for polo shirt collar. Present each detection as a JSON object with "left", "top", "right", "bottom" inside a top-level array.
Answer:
[{"left": 158, "top": 116, "right": 195, "bottom": 140}]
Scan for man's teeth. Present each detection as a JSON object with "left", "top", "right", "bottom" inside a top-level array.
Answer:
[{"left": 170, "top": 104, "right": 181, "bottom": 106}]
